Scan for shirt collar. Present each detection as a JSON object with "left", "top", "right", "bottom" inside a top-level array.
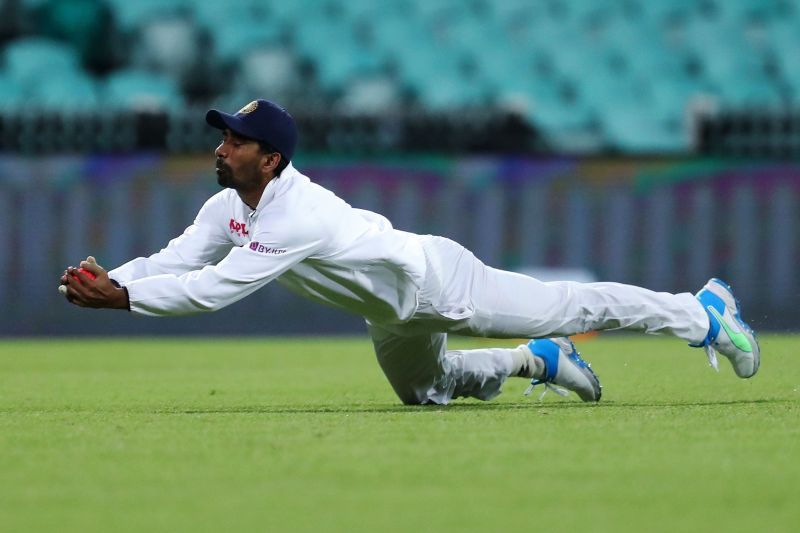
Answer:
[{"left": 253, "top": 162, "right": 296, "bottom": 212}]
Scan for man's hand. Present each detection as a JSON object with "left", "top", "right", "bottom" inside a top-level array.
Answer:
[{"left": 59, "top": 256, "right": 129, "bottom": 310}]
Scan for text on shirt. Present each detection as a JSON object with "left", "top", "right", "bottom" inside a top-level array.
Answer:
[
  {"left": 249, "top": 242, "right": 287, "bottom": 255},
  {"left": 229, "top": 218, "right": 249, "bottom": 237}
]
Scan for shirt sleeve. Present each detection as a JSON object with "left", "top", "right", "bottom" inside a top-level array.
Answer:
[
  {"left": 121, "top": 215, "right": 328, "bottom": 317},
  {"left": 108, "top": 194, "right": 233, "bottom": 284}
]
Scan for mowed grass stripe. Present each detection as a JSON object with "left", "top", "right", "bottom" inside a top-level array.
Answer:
[{"left": 1, "top": 335, "right": 798, "bottom": 533}]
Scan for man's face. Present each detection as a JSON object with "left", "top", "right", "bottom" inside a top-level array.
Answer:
[{"left": 214, "top": 129, "right": 266, "bottom": 191}]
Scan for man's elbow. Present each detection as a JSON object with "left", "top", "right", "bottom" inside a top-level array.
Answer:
[{"left": 189, "top": 298, "right": 228, "bottom": 313}]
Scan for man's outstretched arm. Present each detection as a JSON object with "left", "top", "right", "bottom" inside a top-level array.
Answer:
[
  {"left": 108, "top": 194, "right": 234, "bottom": 285},
  {"left": 60, "top": 211, "right": 329, "bottom": 316}
]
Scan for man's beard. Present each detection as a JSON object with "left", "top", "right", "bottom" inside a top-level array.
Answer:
[
  {"left": 216, "top": 160, "right": 234, "bottom": 188},
  {"left": 216, "top": 159, "right": 261, "bottom": 192}
]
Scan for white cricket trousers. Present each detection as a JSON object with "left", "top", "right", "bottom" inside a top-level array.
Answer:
[{"left": 368, "top": 235, "right": 710, "bottom": 405}]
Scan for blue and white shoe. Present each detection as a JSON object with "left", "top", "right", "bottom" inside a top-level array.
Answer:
[
  {"left": 523, "top": 337, "right": 601, "bottom": 402},
  {"left": 694, "top": 278, "right": 760, "bottom": 378}
]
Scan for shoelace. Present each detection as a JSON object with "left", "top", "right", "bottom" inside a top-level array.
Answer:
[
  {"left": 705, "top": 344, "right": 720, "bottom": 372},
  {"left": 523, "top": 380, "right": 569, "bottom": 400}
]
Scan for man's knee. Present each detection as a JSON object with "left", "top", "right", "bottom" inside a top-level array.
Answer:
[
  {"left": 398, "top": 393, "right": 424, "bottom": 405},
  {"left": 397, "top": 388, "right": 440, "bottom": 405},
  {"left": 390, "top": 383, "right": 452, "bottom": 405}
]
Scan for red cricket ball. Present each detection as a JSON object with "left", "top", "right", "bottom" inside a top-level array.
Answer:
[{"left": 71, "top": 268, "right": 97, "bottom": 283}]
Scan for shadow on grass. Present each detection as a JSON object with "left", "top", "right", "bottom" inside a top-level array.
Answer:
[
  {"left": 166, "top": 397, "right": 790, "bottom": 415},
  {"left": 4, "top": 398, "right": 790, "bottom": 416}
]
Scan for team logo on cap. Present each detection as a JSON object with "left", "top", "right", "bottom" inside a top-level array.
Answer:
[{"left": 238, "top": 101, "right": 258, "bottom": 114}]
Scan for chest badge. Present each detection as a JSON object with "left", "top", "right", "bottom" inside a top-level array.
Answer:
[{"left": 229, "top": 218, "right": 249, "bottom": 237}]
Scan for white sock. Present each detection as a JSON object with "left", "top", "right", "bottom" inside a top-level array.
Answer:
[{"left": 509, "top": 345, "right": 545, "bottom": 379}]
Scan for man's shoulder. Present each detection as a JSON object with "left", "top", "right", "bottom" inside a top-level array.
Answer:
[
  {"left": 208, "top": 188, "right": 240, "bottom": 204},
  {"left": 203, "top": 188, "right": 242, "bottom": 208},
  {"left": 196, "top": 189, "right": 241, "bottom": 222},
  {"left": 276, "top": 169, "right": 343, "bottom": 211}
]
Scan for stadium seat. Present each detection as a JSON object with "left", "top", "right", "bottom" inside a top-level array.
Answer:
[
  {"left": 649, "top": 77, "right": 716, "bottom": 119},
  {"left": 102, "top": 69, "right": 184, "bottom": 111},
  {"left": 0, "top": 74, "right": 26, "bottom": 110},
  {"left": 415, "top": 74, "right": 493, "bottom": 110},
  {"left": 369, "top": 17, "right": 430, "bottom": 58},
  {"left": 601, "top": 106, "right": 687, "bottom": 152},
  {"left": 205, "top": 18, "right": 284, "bottom": 66},
  {"left": 625, "top": 40, "right": 697, "bottom": 81},
  {"left": 491, "top": 0, "right": 542, "bottom": 25},
  {"left": 30, "top": 71, "right": 99, "bottom": 110},
  {"left": 714, "top": 80, "right": 786, "bottom": 108},
  {"left": 309, "top": 42, "right": 388, "bottom": 94},
  {"left": 106, "top": 0, "right": 191, "bottom": 33},
  {"left": 517, "top": 79, "right": 595, "bottom": 132},
  {"left": 413, "top": 0, "right": 465, "bottom": 21},
  {"left": 638, "top": 0, "right": 699, "bottom": 24},
  {"left": 234, "top": 46, "right": 301, "bottom": 102},
  {"left": 132, "top": 16, "right": 204, "bottom": 84},
  {"left": 2, "top": 37, "right": 81, "bottom": 86},
  {"left": 337, "top": 75, "right": 404, "bottom": 114},
  {"left": 476, "top": 45, "right": 556, "bottom": 95},
  {"left": 692, "top": 36, "right": 783, "bottom": 107},
  {"left": 391, "top": 46, "right": 463, "bottom": 99},
  {"left": 585, "top": 70, "right": 651, "bottom": 107},
  {"left": 760, "top": 18, "right": 800, "bottom": 99},
  {"left": 715, "top": 0, "right": 775, "bottom": 25},
  {"left": 337, "top": 0, "right": 408, "bottom": 21}
]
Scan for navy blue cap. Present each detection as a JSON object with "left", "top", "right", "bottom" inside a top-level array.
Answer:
[{"left": 206, "top": 99, "right": 297, "bottom": 161}]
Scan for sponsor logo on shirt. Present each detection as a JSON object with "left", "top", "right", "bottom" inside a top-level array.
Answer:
[
  {"left": 249, "top": 242, "right": 287, "bottom": 255},
  {"left": 229, "top": 218, "right": 249, "bottom": 237}
]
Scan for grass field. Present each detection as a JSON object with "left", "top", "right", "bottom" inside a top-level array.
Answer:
[{"left": 1, "top": 334, "right": 798, "bottom": 533}]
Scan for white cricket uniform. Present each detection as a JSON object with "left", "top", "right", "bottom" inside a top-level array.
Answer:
[{"left": 109, "top": 164, "right": 709, "bottom": 404}]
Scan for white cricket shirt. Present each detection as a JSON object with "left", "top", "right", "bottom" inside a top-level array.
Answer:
[{"left": 109, "top": 164, "right": 428, "bottom": 323}]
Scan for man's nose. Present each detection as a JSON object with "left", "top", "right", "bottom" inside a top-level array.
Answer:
[{"left": 215, "top": 143, "right": 227, "bottom": 158}]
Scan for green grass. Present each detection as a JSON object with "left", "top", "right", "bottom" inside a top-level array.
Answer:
[{"left": 1, "top": 335, "right": 798, "bottom": 533}]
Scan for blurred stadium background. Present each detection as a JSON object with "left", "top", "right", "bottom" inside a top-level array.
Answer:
[{"left": 1, "top": 0, "right": 798, "bottom": 335}]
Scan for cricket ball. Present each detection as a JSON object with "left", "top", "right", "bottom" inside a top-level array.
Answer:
[{"left": 71, "top": 268, "right": 97, "bottom": 283}]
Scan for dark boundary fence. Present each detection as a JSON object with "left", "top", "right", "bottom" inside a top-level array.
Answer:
[
  {"left": 696, "top": 108, "right": 800, "bottom": 158},
  {"left": 0, "top": 109, "right": 542, "bottom": 155},
  {"left": 9, "top": 107, "right": 800, "bottom": 158}
]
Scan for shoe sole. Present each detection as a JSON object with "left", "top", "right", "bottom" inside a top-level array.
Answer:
[{"left": 574, "top": 363, "right": 602, "bottom": 402}]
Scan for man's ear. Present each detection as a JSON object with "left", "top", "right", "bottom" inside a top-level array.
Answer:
[{"left": 261, "top": 152, "right": 281, "bottom": 175}]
